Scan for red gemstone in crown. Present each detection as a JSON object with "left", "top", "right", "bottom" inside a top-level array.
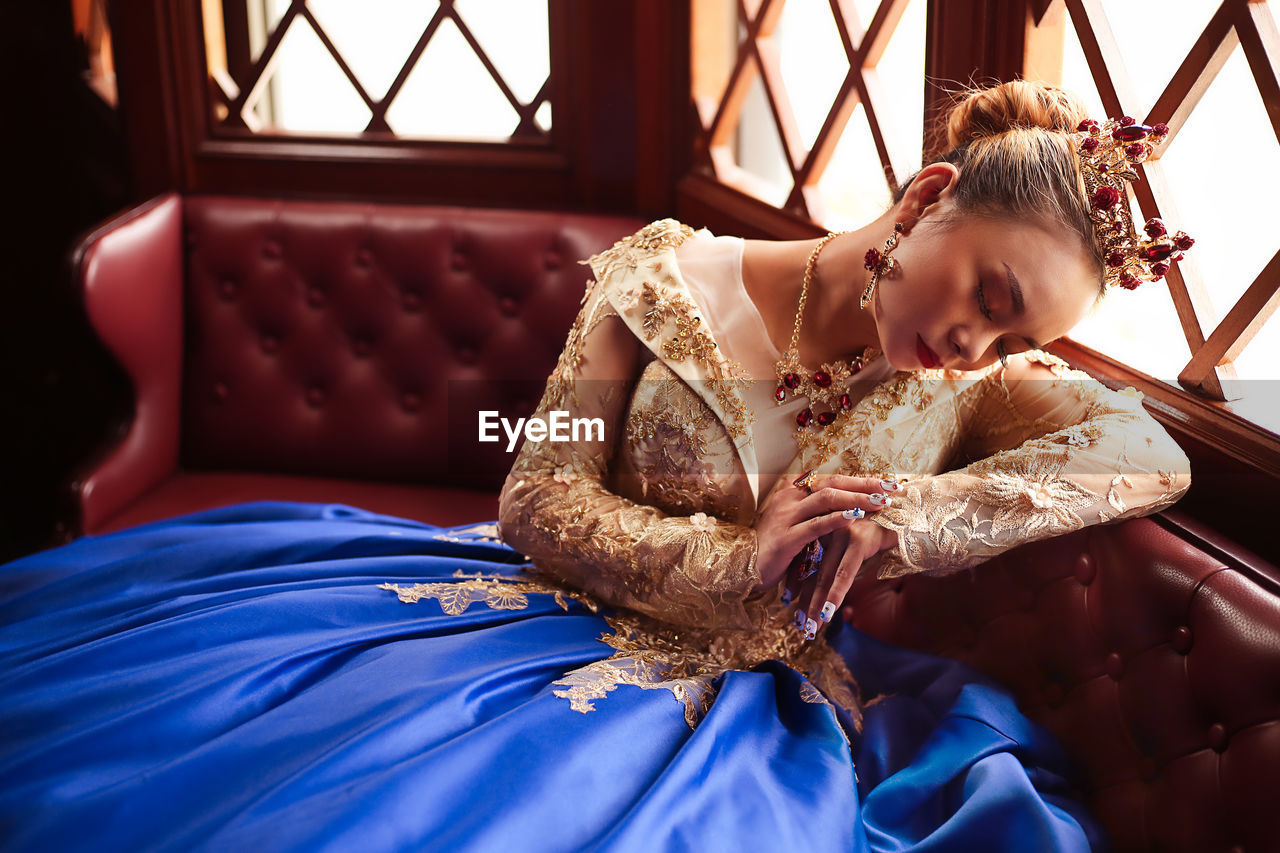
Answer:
[
  {"left": 839, "top": 393, "right": 852, "bottom": 410},
  {"left": 783, "top": 373, "right": 801, "bottom": 390},
  {"left": 816, "top": 411, "right": 836, "bottom": 426},
  {"left": 1093, "top": 187, "right": 1121, "bottom": 210},
  {"left": 813, "top": 370, "right": 831, "bottom": 388},
  {"left": 774, "top": 386, "right": 786, "bottom": 402},
  {"left": 796, "top": 408, "right": 813, "bottom": 428},
  {"left": 1145, "top": 218, "right": 1167, "bottom": 238}
]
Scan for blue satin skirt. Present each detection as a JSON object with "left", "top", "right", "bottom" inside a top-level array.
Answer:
[{"left": 0, "top": 502, "right": 1104, "bottom": 851}]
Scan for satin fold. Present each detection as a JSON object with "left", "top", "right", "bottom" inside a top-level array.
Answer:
[{"left": 0, "top": 502, "right": 1102, "bottom": 851}]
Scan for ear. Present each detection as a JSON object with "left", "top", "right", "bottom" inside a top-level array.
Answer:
[{"left": 898, "top": 163, "right": 959, "bottom": 234}]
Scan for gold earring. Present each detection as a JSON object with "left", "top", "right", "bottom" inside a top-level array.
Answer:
[{"left": 861, "top": 222, "right": 904, "bottom": 310}]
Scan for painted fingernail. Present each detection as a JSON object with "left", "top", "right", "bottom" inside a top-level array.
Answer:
[
  {"left": 781, "top": 587, "right": 794, "bottom": 605},
  {"left": 869, "top": 493, "right": 892, "bottom": 507},
  {"left": 880, "top": 479, "right": 902, "bottom": 492},
  {"left": 842, "top": 507, "right": 865, "bottom": 520},
  {"left": 793, "top": 610, "right": 806, "bottom": 630},
  {"left": 820, "top": 602, "right": 837, "bottom": 623},
  {"left": 804, "top": 618, "right": 817, "bottom": 640}
]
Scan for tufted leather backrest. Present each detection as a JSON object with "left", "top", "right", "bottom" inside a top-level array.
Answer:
[
  {"left": 180, "top": 197, "right": 644, "bottom": 490},
  {"left": 845, "top": 513, "right": 1280, "bottom": 852}
]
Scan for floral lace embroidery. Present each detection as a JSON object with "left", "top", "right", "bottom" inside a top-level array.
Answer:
[{"left": 381, "top": 572, "right": 865, "bottom": 734}]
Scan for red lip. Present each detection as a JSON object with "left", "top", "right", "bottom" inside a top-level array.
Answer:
[{"left": 916, "top": 334, "right": 942, "bottom": 369}]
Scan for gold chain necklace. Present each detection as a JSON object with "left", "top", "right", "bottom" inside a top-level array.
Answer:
[{"left": 774, "top": 232, "right": 879, "bottom": 431}]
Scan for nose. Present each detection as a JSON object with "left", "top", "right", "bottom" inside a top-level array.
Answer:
[{"left": 951, "top": 326, "right": 999, "bottom": 367}]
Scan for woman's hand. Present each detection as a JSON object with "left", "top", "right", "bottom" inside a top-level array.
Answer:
[
  {"left": 751, "top": 473, "right": 898, "bottom": 595},
  {"left": 792, "top": 520, "right": 898, "bottom": 639}
]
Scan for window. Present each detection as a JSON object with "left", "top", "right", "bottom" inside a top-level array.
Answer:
[
  {"left": 1040, "top": 0, "right": 1280, "bottom": 435},
  {"left": 691, "top": 0, "right": 926, "bottom": 230},
  {"left": 200, "top": 0, "right": 552, "bottom": 141}
]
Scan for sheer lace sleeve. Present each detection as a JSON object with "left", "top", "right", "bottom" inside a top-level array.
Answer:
[
  {"left": 496, "top": 275, "right": 763, "bottom": 631},
  {"left": 869, "top": 351, "right": 1192, "bottom": 579}
]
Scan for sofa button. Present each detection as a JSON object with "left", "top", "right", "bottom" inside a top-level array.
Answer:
[
  {"left": 306, "top": 286, "right": 326, "bottom": 308},
  {"left": 401, "top": 392, "right": 422, "bottom": 412},
  {"left": 260, "top": 334, "right": 279, "bottom": 354},
  {"left": 451, "top": 252, "right": 468, "bottom": 272},
  {"left": 213, "top": 381, "right": 229, "bottom": 401},
  {"left": 1018, "top": 587, "right": 1035, "bottom": 610},
  {"left": 1140, "top": 757, "right": 1159, "bottom": 781},
  {"left": 305, "top": 387, "right": 326, "bottom": 407},
  {"left": 263, "top": 240, "right": 282, "bottom": 260},
  {"left": 1171, "top": 625, "right": 1193, "bottom": 654},
  {"left": 401, "top": 291, "right": 422, "bottom": 312},
  {"left": 457, "top": 347, "right": 477, "bottom": 365},
  {"left": 1105, "top": 652, "right": 1123, "bottom": 680},
  {"left": 1074, "top": 553, "right": 1095, "bottom": 585},
  {"left": 351, "top": 337, "right": 372, "bottom": 357},
  {"left": 218, "top": 279, "right": 237, "bottom": 300},
  {"left": 498, "top": 296, "right": 519, "bottom": 316},
  {"left": 544, "top": 250, "right": 562, "bottom": 270},
  {"left": 355, "top": 248, "right": 373, "bottom": 269},
  {"left": 1042, "top": 681, "right": 1064, "bottom": 707},
  {"left": 1208, "top": 722, "right": 1228, "bottom": 752}
]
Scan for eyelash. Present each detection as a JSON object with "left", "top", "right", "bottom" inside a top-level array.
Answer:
[{"left": 977, "top": 281, "right": 1010, "bottom": 367}]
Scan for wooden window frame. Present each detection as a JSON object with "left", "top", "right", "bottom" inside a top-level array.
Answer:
[{"left": 678, "top": 0, "right": 1280, "bottom": 490}]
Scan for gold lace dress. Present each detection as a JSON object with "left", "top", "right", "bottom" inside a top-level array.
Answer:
[{"left": 488, "top": 219, "right": 1191, "bottom": 732}]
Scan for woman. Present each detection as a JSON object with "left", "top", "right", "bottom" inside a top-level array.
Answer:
[{"left": 1, "top": 81, "right": 1189, "bottom": 850}]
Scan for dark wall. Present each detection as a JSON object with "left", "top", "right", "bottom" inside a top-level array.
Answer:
[{"left": 1, "top": 4, "right": 134, "bottom": 562}]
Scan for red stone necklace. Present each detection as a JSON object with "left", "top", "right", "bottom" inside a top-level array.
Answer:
[{"left": 774, "top": 232, "right": 879, "bottom": 432}]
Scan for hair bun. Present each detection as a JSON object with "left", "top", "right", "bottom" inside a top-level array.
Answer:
[{"left": 943, "top": 80, "right": 1090, "bottom": 151}]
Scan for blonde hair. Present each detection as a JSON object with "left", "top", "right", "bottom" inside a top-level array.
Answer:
[{"left": 893, "top": 80, "right": 1104, "bottom": 286}]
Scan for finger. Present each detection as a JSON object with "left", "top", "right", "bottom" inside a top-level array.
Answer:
[
  {"left": 797, "top": 487, "right": 893, "bottom": 518},
  {"left": 788, "top": 508, "right": 870, "bottom": 551},
  {"left": 808, "top": 540, "right": 873, "bottom": 634},
  {"left": 797, "top": 530, "right": 847, "bottom": 640},
  {"left": 812, "top": 473, "right": 903, "bottom": 496}
]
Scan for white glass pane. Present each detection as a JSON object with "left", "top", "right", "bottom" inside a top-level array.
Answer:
[
  {"left": 816, "top": 102, "right": 893, "bottom": 230},
  {"left": 385, "top": 16, "right": 520, "bottom": 140},
  {"left": 735, "top": 61, "right": 792, "bottom": 208},
  {"left": 849, "top": 0, "right": 882, "bottom": 31},
  {"left": 873, "top": 0, "right": 925, "bottom": 180},
  {"left": 307, "top": 0, "right": 437, "bottom": 100},
  {"left": 1159, "top": 46, "right": 1280, "bottom": 340},
  {"left": 776, "top": 0, "right": 848, "bottom": 150},
  {"left": 1103, "top": 0, "right": 1217, "bottom": 119},
  {"left": 253, "top": 18, "right": 372, "bottom": 135},
  {"left": 454, "top": 0, "right": 550, "bottom": 105}
]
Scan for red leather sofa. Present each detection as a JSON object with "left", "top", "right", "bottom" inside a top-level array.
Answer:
[
  {"left": 65, "top": 194, "right": 644, "bottom": 535},
  {"left": 65, "top": 193, "right": 1279, "bottom": 851}
]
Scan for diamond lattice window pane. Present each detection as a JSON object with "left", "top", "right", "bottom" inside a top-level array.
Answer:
[
  {"left": 872, "top": 0, "right": 924, "bottom": 177},
  {"left": 849, "top": 0, "right": 882, "bottom": 30},
  {"left": 453, "top": 0, "right": 549, "bottom": 105},
  {"left": 816, "top": 102, "right": 893, "bottom": 230},
  {"left": 251, "top": 0, "right": 294, "bottom": 65},
  {"left": 385, "top": 16, "right": 520, "bottom": 140},
  {"left": 307, "top": 0, "right": 436, "bottom": 100},
  {"left": 776, "top": 0, "right": 848, "bottom": 150},
  {"left": 734, "top": 60, "right": 792, "bottom": 208},
  {"left": 1103, "top": 0, "right": 1218, "bottom": 119},
  {"left": 1161, "top": 46, "right": 1279, "bottom": 328},
  {"left": 246, "top": 17, "right": 372, "bottom": 135}
]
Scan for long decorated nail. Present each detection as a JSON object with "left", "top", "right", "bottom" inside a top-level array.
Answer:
[
  {"left": 793, "top": 610, "right": 806, "bottom": 630},
  {"left": 869, "top": 493, "right": 892, "bottom": 507},
  {"left": 781, "top": 587, "right": 794, "bottom": 605},
  {"left": 820, "top": 602, "right": 837, "bottom": 623},
  {"left": 842, "top": 507, "right": 865, "bottom": 520},
  {"left": 880, "top": 479, "right": 902, "bottom": 492},
  {"left": 804, "top": 618, "right": 818, "bottom": 640}
]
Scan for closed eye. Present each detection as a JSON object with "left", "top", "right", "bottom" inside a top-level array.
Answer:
[{"left": 977, "top": 280, "right": 993, "bottom": 321}]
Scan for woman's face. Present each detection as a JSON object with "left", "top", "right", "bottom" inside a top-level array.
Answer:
[{"left": 873, "top": 207, "right": 1100, "bottom": 372}]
